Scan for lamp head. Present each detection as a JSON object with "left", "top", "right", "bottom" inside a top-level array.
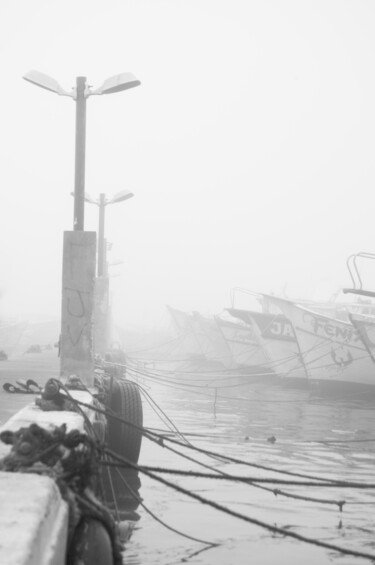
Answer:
[
  {"left": 90, "top": 73, "right": 140, "bottom": 95},
  {"left": 23, "top": 70, "right": 73, "bottom": 97},
  {"left": 109, "top": 190, "right": 134, "bottom": 204}
]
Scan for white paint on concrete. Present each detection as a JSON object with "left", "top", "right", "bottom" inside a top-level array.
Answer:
[{"left": 0, "top": 473, "right": 68, "bottom": 565}]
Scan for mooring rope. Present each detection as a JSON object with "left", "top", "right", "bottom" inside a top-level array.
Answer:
[
  {"left": 104, "top": 448, "right": 375, "bottom": 562},
  {"left": 143, "top": 441, "right": 346, "bottom": 509},
  {"left": 67, "top": 390, "right": 375, "bottom": 486},
  {"left": 111, "top": 463, "right": 217, "bottom": 547},
  {"left": 35, "top": 377, "right": 375, "bottom": 560}
]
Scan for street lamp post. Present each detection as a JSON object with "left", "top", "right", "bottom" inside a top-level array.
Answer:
[
  {"left": 84, "top": 190, "right": 134, "bottom": 276},
  {"left": 23, "top": 70, "right": 140, "bottom": 230},
  {"left": 74, "top": 77, "right": 87, "bottom": 231},
  {"left": 23, "top": 70, "right": 140, "bottom": 381}
]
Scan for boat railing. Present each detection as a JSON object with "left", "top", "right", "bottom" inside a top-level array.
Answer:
[{"left": 343, "top": 252, "right": 375, "bottom": 298}]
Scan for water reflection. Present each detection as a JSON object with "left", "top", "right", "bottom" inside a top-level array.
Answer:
[{"left": 123, "top": 364, "right": 375, "bottom": 565}]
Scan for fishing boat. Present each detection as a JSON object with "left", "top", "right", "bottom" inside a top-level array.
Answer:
[
  {"left": 215, "top": 315, "right": 272, "bottom": 375},
  {"left": 227, "top": 308, "right": 308, "bottom": 385},
  {"left": 264, "top": 294, "right": 375, "bottom": 394},
  {"left": 167, "top": 305, "right": 205, "bottom": 361},
  {"left": 340, "top": 252, "right": 375, "bottom": 363},
  {"left": 191, "top": 312, "right": 235, "bottom": 369}
]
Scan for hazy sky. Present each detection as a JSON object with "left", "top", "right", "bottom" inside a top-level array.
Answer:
[{"left": 1, "top": 0, "right": 375, "bottom": 328}]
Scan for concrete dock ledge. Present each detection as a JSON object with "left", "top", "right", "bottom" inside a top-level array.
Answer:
[
  {"left": 0, "top": 390, "right": 96, "bottom": 458},
  {"left": 0, "top": 473, "right": 68, "bottom": 565},
  {"left": 0, "top": 390, "right": 99, "bottom": 563}
]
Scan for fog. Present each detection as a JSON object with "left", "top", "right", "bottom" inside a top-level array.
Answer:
[{"left": 1, "top": 0, "right": 375, "bottom": 330}]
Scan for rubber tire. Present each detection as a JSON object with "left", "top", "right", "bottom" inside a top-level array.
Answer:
[
  {"left": 67, "top": 518, "right": 114, "bottom": 565},
  {"left": 103, "top": 380, "right": 143, "bottom": 517},
  {"left": 107, "top": 380, "right": 143, "bottom": 464}
]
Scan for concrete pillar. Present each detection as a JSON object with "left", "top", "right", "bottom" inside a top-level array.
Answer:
[{"left": 60, "top": 231, "right": 96, "bottom": 386}]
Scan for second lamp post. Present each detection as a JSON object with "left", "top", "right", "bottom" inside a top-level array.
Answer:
[{"left": 85, "top": 190, "right": 134, "bottom": 276}]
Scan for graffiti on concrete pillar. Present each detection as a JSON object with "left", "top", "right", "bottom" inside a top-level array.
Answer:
[
  {"left": 60, "top": 231, "right": 96, "bottom": 384},
  {"left": 66, "top": 288, "right": 86, "bottom": 318}
]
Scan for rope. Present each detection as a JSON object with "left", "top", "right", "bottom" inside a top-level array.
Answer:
[
  {"left": 68, "top": 391, "right": 374, "bottom": 486},
  {"left": 111, "top": 463, "right": 217, "bottom": 547},
  {"left": 105, "top": 448, "right": 375, "bottom": 562},
  {"left": 39, "top": 377, "right": 375, "bottom": 560},
  {"left": 147, "top": 443, "right": 346, "bottom": 509},
  {"left": 102, "top": 463, "right": 373, "bottom": 488},
  {"left": 135, "top": 382, "right": 191, "bottom": 445}
]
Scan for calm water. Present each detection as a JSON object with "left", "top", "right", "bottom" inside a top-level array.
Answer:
[{"left": 123, "top": 363, "right": 375, "bottom": 565}]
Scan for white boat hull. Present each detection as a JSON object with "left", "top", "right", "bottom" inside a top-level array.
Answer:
[
  {"left": 191, "top": 313, "right": 235, "bottom": 368},
  {"left": 228, "top": 308, "right": 307, "bottom": 383},
  {"left": 167, "top": 306, "right": 204, "bottom": 359},
  {"left": 216, "top": 317, "right": 271, "bottom": 372},
  {"left": 266, "top": 296, "right": 375, "bottom": 390}
]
